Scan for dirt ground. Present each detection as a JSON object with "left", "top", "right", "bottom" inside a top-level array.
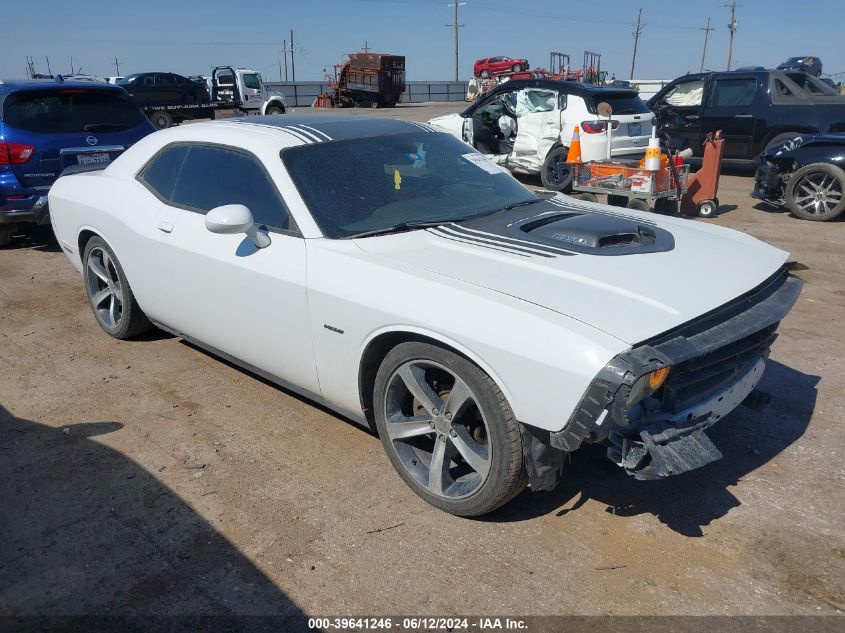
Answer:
[{"left": 1, "top": 102, "right": 843, "bottom": 619}]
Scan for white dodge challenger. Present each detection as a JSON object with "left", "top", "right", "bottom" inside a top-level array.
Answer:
[{"left": 49, "top": 115, "right": 802, "bottom": 516}]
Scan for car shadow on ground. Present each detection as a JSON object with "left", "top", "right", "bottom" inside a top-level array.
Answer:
[
  {"left": 0, "top": 405, "right": 309, "bottom": 627},
  {"left": 1, "top": 225, "right": 61, "bottom": 253},
  {"left": 486, "top": 360, "right": 819, "bottom": 536}
]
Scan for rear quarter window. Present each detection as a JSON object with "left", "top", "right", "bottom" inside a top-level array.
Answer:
[
  {"left": 2, "top": 89, "right": 146, "bottom": 134},
  {"left": 586, "top": 92, "right": 650, "bottom": 115}
]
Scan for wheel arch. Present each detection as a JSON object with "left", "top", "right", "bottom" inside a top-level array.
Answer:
[
  {"left": 262, "top": 98, "right": 286, "bottom": 115},
  {"left": 357, "top": 327, "right": 516, "bottom": 434}
]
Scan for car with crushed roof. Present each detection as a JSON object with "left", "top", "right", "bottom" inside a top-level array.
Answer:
[
  {"left": 428, "top": 79, "right": 653, "bottom": 192},
  {"left": 48, "top": 114, "right": 802, "bottom": 516}
]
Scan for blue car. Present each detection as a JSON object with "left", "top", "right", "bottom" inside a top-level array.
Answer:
[{"left": 0, "top": 78, "right": 155, "bottom": 246}]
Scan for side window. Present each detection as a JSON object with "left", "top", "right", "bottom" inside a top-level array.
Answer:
[
  {"left": 663, "top": 79, "right": 704, "bottom": 106},
  {"left": 515, "top": 89, "right": 557, "bottom": 115},
  {"left": 142, "top": 74, "right": 155, "bottom": 87},
  {"left": 243, "top": 73, "right": 261, "bottom": 90},
  {"left": 139, "top": 145, "right": 190, "bottom": 200},
  {"left": 167, "top": 145, "right": 292, "bottom": 231},
  {"left": 710, "top": 78, "right": 757, "bottom": 107},
  {"left": 156, "top": 74, "right": 176, "bottom": 86}
]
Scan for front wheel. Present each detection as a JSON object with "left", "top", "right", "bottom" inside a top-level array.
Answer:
[
  {"left": 540, "top": 147, "right": 573, "bottom": 192},
  {"left": 785, "top": 163, "right": 845, "bottom": 221},
  {"left": 696, "top": 199, "right": 718, "bottom": 218},
  {"left": 82, "top": 237, "right": 152, "bottom": 339},
  {"left": 480, "top": 69, "right": 490, "bottom": 79},
  {"left": 265, "top": 104, "right": 285, "bottom": 115},
  {"left": 373, "top": 342, "right": 525, "bottom": 516},
  {"left": 511, "top": 64, "right": 523, "bottom": 73}
]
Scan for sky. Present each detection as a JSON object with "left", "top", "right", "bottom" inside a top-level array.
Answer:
[{"left": 3, "top": 0, "right": 844, "bottom": 83}]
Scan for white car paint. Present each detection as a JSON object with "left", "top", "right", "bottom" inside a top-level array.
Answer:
[
  {"left": 429, "top": 85, "right": 654, "bottom": 172},
  {"left": 49, "top": 118, "right": 789, "bottom": 437}
]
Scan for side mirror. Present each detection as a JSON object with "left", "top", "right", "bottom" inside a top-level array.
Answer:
[{"left": 205, "top": 204, "right": 270, "bottom": 248}]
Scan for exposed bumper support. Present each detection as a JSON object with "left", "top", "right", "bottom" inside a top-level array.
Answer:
[{"left": 520, "top": 268, "right": 802, "bottom": 491}]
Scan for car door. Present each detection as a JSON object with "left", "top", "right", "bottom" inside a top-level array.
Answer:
[
  {"left": 135, "top": 142, "right": 319, "bottom": 393},
  {"left": 129, "top": 74, "right": 157, "bottom": 106},
  {"left": 239, "top": 72, "right": 264, "bottom": 109},
  {"left": 699, "top": 74, "right": 760, "bottom": 159},
  {"left": 509, "top": 88, "right": 559, "bottom": 167},
  {"left": 154, "top": 73, "right": 179, "bottom": 104},
  {"left": 650, "top": 76, "right": 705, "bottom": 154}
]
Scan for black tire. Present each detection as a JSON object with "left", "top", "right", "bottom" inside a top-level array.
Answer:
[
  {"left": 0, "top": 229, "right": 12, "bottom": 248},
  {"left": 265, "top": 104, "right": 285, "bottom": 115},
  {"left": 763, "top": 132, "right": 802, "bottom": 154},
  {"left": 696, "top": 199, "right": 718, "bottom": 218},
  {"left": 512, "top": 64, "right": 523, "bottom": 73},
  {"left": 480, "top": 69, "right": 490, "bottom": 79},
  {"left": 148, "top": 110, "right": 173, "bottom": 130},
  {"left": 82, "top": 237, "right": 152, "bottom": 339},
  {"left": 626, "top": 198, "right": 650, "bottom": 212},
  {"left": 606, "top": 194, "right": 628, "bottom": 207},
  {"left": 373, "top": 342, "right": 525, "bottom": 517},
  {"left": 540, "top": 147, "right": 573, "bottom": 192},
  {"left": 785, "top": 163, "right": 845, "bottom": 221},
  {"left": 571, "top": 193, "right": 598, "bottom": 202}
]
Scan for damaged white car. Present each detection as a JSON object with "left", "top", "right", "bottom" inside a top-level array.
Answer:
[
  {"left": 429, "top": 79, "right": 654, "bottom": 192},
  {"left": 49, "top": 115, "right": 801, "bottom": 516}
]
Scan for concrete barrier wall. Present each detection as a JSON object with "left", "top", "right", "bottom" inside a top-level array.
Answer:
[{"left": 267, "top": 81, "right": 468, "bottom": 107}]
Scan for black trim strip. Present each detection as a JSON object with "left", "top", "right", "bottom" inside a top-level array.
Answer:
[
  {"left": 435, "top": 225, "right": 559, "bottom": 257},
  {"left": 447, "top": 224, "right": 576, "bottom": 256}
]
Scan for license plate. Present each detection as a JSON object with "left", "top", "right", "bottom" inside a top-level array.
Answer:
[
  {"left": 77, "top": 152, "right": 110, "bottom": 166},
  {"left": 628, "top": 122, "right": 642, "bottom": 137}
]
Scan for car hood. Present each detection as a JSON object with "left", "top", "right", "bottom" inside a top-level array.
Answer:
[{"left": 354, "top": 196, "right": 789, "bottom": 344}]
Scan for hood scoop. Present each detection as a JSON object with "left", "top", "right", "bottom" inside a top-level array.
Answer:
[{"left": 508, "top": 212, "right": 674, "bottom": 256}]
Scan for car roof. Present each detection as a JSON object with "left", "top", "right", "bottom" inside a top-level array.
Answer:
[
  {"left": 218, "top": 114, "right": 441, "bottom": 144},
  {"left": 483, "top": 78, "right": 639, "bottom": 96},
  {"left": 0, "top": 79, "right": 124, "bottom": 94}
]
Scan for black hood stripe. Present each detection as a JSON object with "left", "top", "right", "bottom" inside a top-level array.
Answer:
[
  {"left": 426, "top": 229, "right": 534, "bottom": 257},
  {"left": 447, "top": 224, "right": 577, "bottom": 256},
  {"left": 547, "top": 195, "right": 658, "bottom": 226},
  {"left": 434, "top": 226, "right": 559, "bottom": 257},
  {"left": 429, "top": 227, "right": 555, "bottom": 258}
]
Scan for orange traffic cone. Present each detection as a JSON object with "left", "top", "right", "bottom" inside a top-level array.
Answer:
[{"left": 566, "top": 126, "right": 582, "bottom": 163}]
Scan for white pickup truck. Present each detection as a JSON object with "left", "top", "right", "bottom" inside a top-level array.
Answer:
[{"left": 144, "top": 66, "right": 287, "bottom": 129}]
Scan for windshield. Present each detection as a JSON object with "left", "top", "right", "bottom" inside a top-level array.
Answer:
[
  {"left": 2, "top": 89, "right": 147, "bottom": 133},
  {"left": 785, "top": 72, "right": 839, "bottom": 96},
  {"left": 282, "top": 132, "right": 534, "bottom": 239},
  {"left": 586, "top": 91, "right": 650, "bottom": 115}
]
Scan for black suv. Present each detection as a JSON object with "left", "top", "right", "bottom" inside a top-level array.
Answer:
[{"left": 117, "top": 72, "right": 209, "bottom": 106}]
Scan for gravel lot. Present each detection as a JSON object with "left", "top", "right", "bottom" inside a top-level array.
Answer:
[{"left": 1, "top": 102, "right": 843, "bottom": 618}]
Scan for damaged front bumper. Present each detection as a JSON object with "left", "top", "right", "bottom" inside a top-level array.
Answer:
[{"left": 521, "top": 267, "right": 803, "bottom": 490}]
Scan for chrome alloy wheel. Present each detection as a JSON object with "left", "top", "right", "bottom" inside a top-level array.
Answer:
[
  {"left": 383, "top": 360, "right": 491, "bottom": 499},
  {"left": 85, "top": 246, "right": 124, "bottom": 329},
  {"left": 792, "top": 171, "right": 843, "bottom": 217}
]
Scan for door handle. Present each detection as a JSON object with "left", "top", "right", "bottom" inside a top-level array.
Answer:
[
  {"left": 157, "top": 221, "right": 174, "bottom": 234},
  {"left": 734, "top": 114, "right": 754, "bottom": 118}
]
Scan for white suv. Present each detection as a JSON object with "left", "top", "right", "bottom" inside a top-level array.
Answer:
[{"left": 429, "top": 79, "right": 654, "bottom": 191}]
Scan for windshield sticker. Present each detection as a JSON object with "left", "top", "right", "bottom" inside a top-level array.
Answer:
[
  {"left": 394, "top": 169, "right": 402, "bottom": 190},
  {"left": 462, "top": 152, "right": 509, "bottom": 175}
]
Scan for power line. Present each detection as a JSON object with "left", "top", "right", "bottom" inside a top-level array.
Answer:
[
  {"left": 722, "top": 2, "right": 739, "bottom": 71},
  {"left": 445, "top": 1, "right": 465, "bottom": 82},
  {"left": 630, "top": 8, "right": 645, "bottom": 80},
  {"left": 700, "top": 17, "right": 715, "bottom": 73}
]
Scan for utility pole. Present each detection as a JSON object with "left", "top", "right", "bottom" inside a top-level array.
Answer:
[
  {"left": 629, "top": 8, "right": 644, "bottom": 80},
  {"left": 445, "top": 1, "right": 466, "bottom": 82},
  {"left": 46, "top": 56, "right": 52, "bottom": 76},
  {"left": 113, "top": 56, "right": 121, "bottom": 76},
  {"left": 281, "top": 39, "right": 289, "bottom": 81},
  {"left": 362, "top": 40, "right": 371, "bottom": 53},
  {"left": 290, "top": 29, "right": 296, "bottom": 82},
  {"left": 699, "top": 17, "right": 714, "bottom": 72},
  {"left": 722, "top": 2, "right": 738, "bottom": 71}
]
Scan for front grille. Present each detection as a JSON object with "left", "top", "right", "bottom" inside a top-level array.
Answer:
[{"left": 661, "top": 323, "right": 777, "bottom": 413}]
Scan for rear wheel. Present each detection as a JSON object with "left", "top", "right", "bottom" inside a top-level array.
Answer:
[
  {"left": 148, "top": 110, "right": 173, "bottom": 130},
  {"left": 785, "top": 163, "right": 845, "bottom": 221},
  {"left": 373, "top": 342, "right": 525, "bottom": 516},
  {"left": 626, "top": 198, "right": 650, "bottom": 212},
  {"left": 696, "top": 199, "right": 719, "bottom": 218},
  {"left": 82, "top": 237, "right": 152, "bottom": 339},
  {"left": 511, "top": 64, "right": 523, "bottom": 73},
  {"left": 0, "top": 228, "right": 13, "bottom": 248},
  {"left": 540, "top": 147, "right": 573, "bottom": 192}
]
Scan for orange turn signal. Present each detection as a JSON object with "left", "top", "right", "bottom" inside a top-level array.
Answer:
[{"left": 648, "top": 367, "right": 671, "bottom": 391}]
